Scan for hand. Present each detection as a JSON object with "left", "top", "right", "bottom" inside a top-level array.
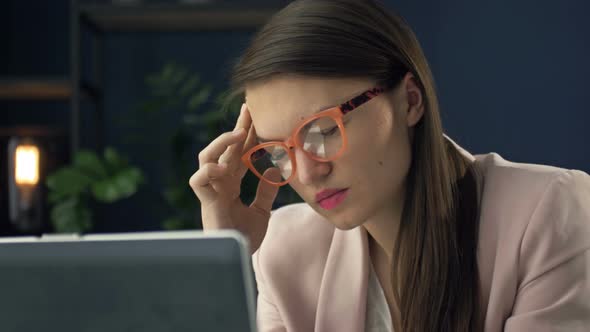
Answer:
[{"left": 189, "top": 103, "right": 281, "bottom": 254}]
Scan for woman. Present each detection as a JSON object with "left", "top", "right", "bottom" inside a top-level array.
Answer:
[{"left": 189, "top": 0, "right": 590, "bottom": 331}]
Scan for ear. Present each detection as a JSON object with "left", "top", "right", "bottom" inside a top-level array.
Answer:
[{"left": 401, "top": 72, "right": 425, "bottom": 127}]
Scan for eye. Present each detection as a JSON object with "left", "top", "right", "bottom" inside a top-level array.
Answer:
[
  {"left": 252, "top": 149, "right": 267, "bottom": 161},
  {"left": 322, "top": 119, "right": 349, "bottom": 136},
  {"left": 270, "top": 149, "right": 287, "bottom": 161},
  {"left": 321, "top": 126, "right": 339, "bottom": 136}
]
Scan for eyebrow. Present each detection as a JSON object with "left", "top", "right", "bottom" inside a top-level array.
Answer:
[
  {"left": 254, "top": 104, "right": 334, "bottom": 143},
  {"left": 255, "top": 109, "right": 354, "bottom": 143},
  {"left": 255, "top": 136, "right": 275, "bottom": 143},
  {"left": 253, "top": 86, "right": 370, "bottom": 143}
]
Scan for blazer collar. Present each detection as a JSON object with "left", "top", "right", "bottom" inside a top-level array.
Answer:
[{"left": 314, "top": 226, "right": 370, "bottom": 332}]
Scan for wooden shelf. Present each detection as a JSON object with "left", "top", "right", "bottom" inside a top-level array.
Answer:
[
  {"left": 0, "top": 126, "right": 67, "bottom": 137},
  {"left": 0, "top": 78, "right": 100, "bottom": 101},
  {"left": 79, "top": 2, "right": 282, "bottom": 31},
  {"left": 0, "top": 78, "right": 72, "bottom": 100}
]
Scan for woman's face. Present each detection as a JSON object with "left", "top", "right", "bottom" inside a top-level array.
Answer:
[{"left": 245, "top": 75, "right": 417, "bottom": 229}]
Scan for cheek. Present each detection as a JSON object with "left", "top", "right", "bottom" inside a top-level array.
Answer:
[
  {"left": 341, "top": 108, "right": 411, "bottom": 181},
  {"left": 343, "top": 108, "right": 395, "bottom": 159}
]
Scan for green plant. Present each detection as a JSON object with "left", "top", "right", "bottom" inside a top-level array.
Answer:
[
  {"left": 45, "top": 147, "right": 145, "bottom": 233},
  {"left": 122, "top": 62, "right": 301, "bottom": 230},
  {"left": 127, "top": 63, "right": 239, "bottom": 230}
]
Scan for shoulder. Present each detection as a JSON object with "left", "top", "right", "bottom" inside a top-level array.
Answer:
[
  {"left": 475, "top": 152, "right": 589, "bottom": 225},
  {"left": 476, "top": 151, "right": 590, "bottom": 238},
  {"left": 475, "top": 152, "right": 573, "bottom": 193},
  {"left": 473, "top": 154, "right": 590, "bottom": 328},
  {"left": 475, "top": 152, "right": 590, "bottom": 289}
]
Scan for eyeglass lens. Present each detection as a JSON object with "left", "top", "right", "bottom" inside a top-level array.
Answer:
[{"left": 249, "top": 116, "right": 343, "bottom": 183}]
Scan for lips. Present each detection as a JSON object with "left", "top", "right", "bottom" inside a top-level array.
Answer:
[
  {"left": 317, "top": 189, "right": 349, "bottom": 210},
  {"left": 315, "top": 188, "right": 348, "bottom": 203}
]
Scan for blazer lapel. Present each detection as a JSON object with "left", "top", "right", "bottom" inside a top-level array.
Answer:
[{"left": 314, "top": 226, "right": 369, "bottom": 332}]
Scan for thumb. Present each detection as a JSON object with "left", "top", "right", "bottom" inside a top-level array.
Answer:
[{"left": 250, "top": 167, "right": 281, "bottom": 215}]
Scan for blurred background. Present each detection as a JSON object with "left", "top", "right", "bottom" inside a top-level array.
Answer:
[{"left": 1, "top": 0, "right": 588, "bottom": 237}]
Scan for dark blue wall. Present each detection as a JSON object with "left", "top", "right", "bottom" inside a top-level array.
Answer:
[
  {"left": 0, "top": 1, "right": 71, "bottom": 129},
  {"left": 432, "top": 0, "right": 590, "bottom": 169},
  {"left": 390, "top": 0, "right": 589, "bottom": 169},
  {"left": 2, "top": 0, "right": 589, "bottom": 232}
]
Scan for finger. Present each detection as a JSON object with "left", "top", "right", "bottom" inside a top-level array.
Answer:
[
  {"left": 230, "top": 117, "right": 258, "bottom": 179},
  {"left": 198, "top": 129, "right": 247, "bottom": 167},
  {"left": 234, "top": 103, "right": 249, "bottom": 130},
  {"left": 219, "top": 103, "right": 250, "bottom": 165},
  {"left": 250, "top": 167, "right": 281, "bottom": 217},
  {"left": 189, "top": 163, "right": 230, "bottom": 201},
  {"left": 243, "top": 114, "right": 258, "bottom": 153}
]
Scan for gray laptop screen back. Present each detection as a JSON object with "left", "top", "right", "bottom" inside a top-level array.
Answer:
[{"left": 0, "top": 234, "right": 256, "bottom": 332}]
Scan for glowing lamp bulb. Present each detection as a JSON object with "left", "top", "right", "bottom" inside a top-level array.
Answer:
[{"left": 15, "top": 144, "right": 40, "bottom": 186}]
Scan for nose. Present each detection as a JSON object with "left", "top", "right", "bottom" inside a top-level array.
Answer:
[{"left": 293, "top": 148, "right": 332, "bottom": 185}]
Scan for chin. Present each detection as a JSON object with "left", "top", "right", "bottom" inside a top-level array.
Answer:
[{"left": 310, "top": 204, "right": 363, "bottom": 230}]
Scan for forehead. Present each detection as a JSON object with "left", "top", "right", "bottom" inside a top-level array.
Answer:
[{"left": 245, "top": 76, "right": 374, "bottom": 141}]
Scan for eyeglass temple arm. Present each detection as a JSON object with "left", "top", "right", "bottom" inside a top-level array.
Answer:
[{"left": 339, "top": 86, "right": 387, "bottom": 115}]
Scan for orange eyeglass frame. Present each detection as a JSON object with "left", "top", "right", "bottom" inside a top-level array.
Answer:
[{"left": 241, "top": 86, "right": 388, "bottom": 186}]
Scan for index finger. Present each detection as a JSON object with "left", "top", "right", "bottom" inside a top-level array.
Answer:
[
  {"left": 242, "top": 117, "right": 258, "bottom": 154},
  {"left": 219, "top": 103, "right": 254, "bottom": 168},
  {"left": 234, "top": 103, "right": 252, "bottom": 132}
]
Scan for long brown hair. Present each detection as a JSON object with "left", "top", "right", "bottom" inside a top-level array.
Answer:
[{"left": 229, "top": 0, "right": 481, "bottom": 331}]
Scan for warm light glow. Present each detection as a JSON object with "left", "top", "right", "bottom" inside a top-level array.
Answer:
[{"left": 15, "top": 145, "right": 40, "bottom": 185}]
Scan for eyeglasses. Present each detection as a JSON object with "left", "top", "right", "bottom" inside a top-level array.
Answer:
[{"left": 241, "top": 86, "right": 388, "bottom": 186}]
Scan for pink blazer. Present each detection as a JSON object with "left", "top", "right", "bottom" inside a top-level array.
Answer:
[{"left": 252, "top": 144, "right": 590, "bottom": 332}]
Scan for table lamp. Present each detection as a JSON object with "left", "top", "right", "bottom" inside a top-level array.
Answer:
[{"left": 8, "top": 137, "right": 43, "bottom": 232}]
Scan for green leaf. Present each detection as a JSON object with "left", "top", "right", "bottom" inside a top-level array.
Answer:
[
  {"left": 216, "top": 90, "right": 243, "bottom": 116},
  {"left": 145, "top": 73, "right": 159, "bottom": 88},
  {"left": 48, "top": 190, "right": 68, "bottom": 204},
  {"left": 50, "top": 196, "right": 92, "bottom": 233},
  {"left": 113, "top": 168, "right": 143, "bottom": 195},
  {"left": 163, "top": 186, "right": 186, "bottom": 206},
  {"left": 162, "top": 63, "right": 177, "bottom": 82},
  {"left": 73, "top": 150, "right": 107, "bottom": 180},
  {"left": 150, "top": 64, "right": 186, "bottom": 97},
  {"left": 169, "top": 66, "right": 188, "bottom": 88},
  {"left": 182, "top": 114, "right": 200, "bottom": 126},
  {"left": 163, "top": 184, "right": 196, "bottom": 210},
  {"left": 126, "top": 167, "right": 145, "bottom": 185},
  {"left": 91, "top": 167, "right": 144, "bottom": 203},
  {"left": 162, "top": 216, "right": 195, "bottom": 230},
  {"left": 48, "top": 191, "right": 61, "bottom": 204},
  {"left": 91, "top": 180, "right": 120, "bottom": 203},
  {"left": 187, "top": 86, "right": 212, "bottom": 111},
  {"left": 200, "top": 109, "right": 225, "bottom": 124},
  {"left": 46, "top": 167, "right": 93, "bottom": 197},
  {"left": 179, "top": 74, "right": 200, "bottom": 97},
  {"left": 162, "top": 217, "right": 183, "bottom": 230},
  {"left": 103, "top": 147, "right": 128, "bottom": 172},
  {"left": 138, "top": 98, "right": 170, "bottom": 115}
]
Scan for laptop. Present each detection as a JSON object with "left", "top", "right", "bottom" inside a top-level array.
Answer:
[{"left": 0, "top": 230, "right": 257, "bottom": 332}]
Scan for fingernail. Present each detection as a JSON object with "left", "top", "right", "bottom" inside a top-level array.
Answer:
[
  {"left": 240, "top": 103, "right": 246, "bottom": 115},
  {"left": 218, "top": 162, "right": 228, "bottom": 169}
]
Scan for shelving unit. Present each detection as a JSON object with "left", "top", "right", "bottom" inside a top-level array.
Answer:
[
  {"left": 78, "top": 2, "right": 280, "bottom": 31},
  {"left": 0, "top": 78, "right": 100, "bottom": 100},
  {"left": 0, "top": 78, "right": 74, "bottom": 100},
  {"left": 1, "top": 0, "right": 281, "bottom": 156}
]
